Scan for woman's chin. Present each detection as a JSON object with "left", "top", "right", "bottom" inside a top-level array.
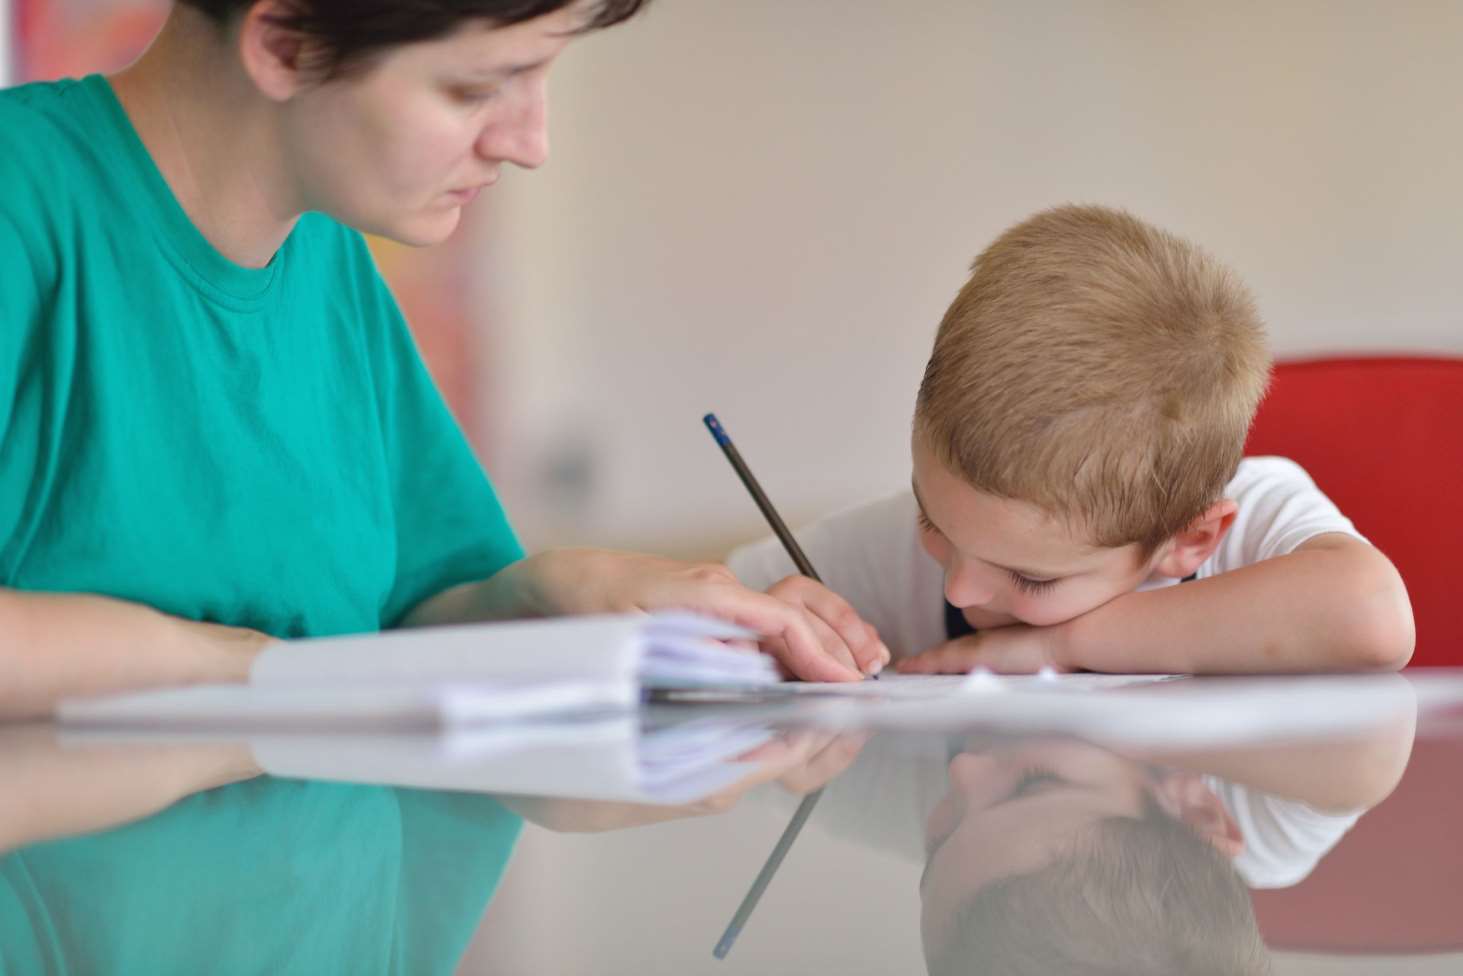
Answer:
[{"left": 368, "top": 208, "right": 464, "bottom": 248}]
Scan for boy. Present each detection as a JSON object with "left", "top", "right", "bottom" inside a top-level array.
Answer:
[{"left": 730, "top": 205, "right": 1414, "bottom": 674}]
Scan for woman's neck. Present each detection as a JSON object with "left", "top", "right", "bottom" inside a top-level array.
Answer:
[{"left": 110, "top": 10, "right": 301, "bottom": 269}]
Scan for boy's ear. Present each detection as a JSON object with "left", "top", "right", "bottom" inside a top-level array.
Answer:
[
  {"left": 1152, "top": 772, "right": 1244, "bottom": 859},
  {"left": 238, "top": 0, "right": 316, "bottom": 102},
  {"left": 1150, "top": 499, "right": 1237, "bottom": 580}
]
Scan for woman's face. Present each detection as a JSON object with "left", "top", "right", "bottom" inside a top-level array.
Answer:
[{"left": 278, "top": 5, "right": 583, "bottom": 245}]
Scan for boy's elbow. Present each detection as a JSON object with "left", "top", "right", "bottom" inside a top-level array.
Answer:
[{"left": 1345, "top": 555, "right": 1415, "bottom": 672}]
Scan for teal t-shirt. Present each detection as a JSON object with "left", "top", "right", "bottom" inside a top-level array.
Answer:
[
  {"left": 0, "top": 75, "right": 525, "bottom": 973},
  {"left": 0, "top": 74, "right": 522, "bottom": 635}
]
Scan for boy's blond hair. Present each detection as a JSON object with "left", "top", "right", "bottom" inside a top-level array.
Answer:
[
  {"left": 914, "top": 205, "right": 1272, "bottom": 552},
  {"left": 924, "top": 800, "right": 1272, "bottom": 976}
]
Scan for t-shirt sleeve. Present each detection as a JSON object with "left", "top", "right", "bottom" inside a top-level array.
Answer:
[
  {"left": 0, "top": 209, "right": 37, "bottom": 447},
  {"left": 350, "top": 242, "right": 524, "bottom": 629},
  {"left": 0, "top": 123, "right": 45, "bottom": 444},
  {"left": 1204, "top": 775, "right": 1364, "bottom": 889},
  {"left": 0, "top": 136, "right": 56, "bottom": 554},
  {"left": 1207, "top": 456, "right": 1369, "bottom": 576}
]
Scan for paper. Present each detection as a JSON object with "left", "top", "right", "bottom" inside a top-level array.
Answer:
[
  {"left": 57, "top": 680, "right": 632, "bottom": 732},
  {"left": 651, "top": 672, "right": 1180, "bottom": 704},
  {"left": 250, "top": 612, "right": 775, "bottom": 689},
  {"left": 64, "top": 714, "right": 780, "bottom": 804},
  {"left": 803, "top": 673, "right": 1417, "bottom": 746},
  {"left": 59, "top": 612, "right": 778, "bottom": 731}
]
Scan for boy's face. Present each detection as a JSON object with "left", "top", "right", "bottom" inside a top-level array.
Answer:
[
  {"left": 919, "top": 738, "right": 1156, "bottom": 948},
  {"left": 918, "top": 737, "right": 1244, "bottom": 961},
  {"left": 911, "top": 435, "right": 1163, "bottom": 629}
]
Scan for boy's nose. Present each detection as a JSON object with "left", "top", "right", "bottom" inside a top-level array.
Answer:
[{"left": 944, "top": 563, "right": 995, "bottom": 608}]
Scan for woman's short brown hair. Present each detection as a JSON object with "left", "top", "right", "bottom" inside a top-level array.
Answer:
[{"left": 180, "top": 0, "right": 649, "bottom": 78}]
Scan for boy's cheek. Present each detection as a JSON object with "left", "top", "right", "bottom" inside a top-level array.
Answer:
[{"left": 1017, "top": 589, "right": 1115, "bottom": 628}]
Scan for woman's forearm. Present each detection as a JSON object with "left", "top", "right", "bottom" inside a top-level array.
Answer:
[
  {"left": 0, "top": 724, "right": 262, "bottom": 852},
  {"left": 0, "top": 588, "right": 268, "bottom": 720}
]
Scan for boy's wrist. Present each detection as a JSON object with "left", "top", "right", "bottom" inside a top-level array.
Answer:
[{"left": 1046, "top": 614, "right": 1086, "bottom": 672}]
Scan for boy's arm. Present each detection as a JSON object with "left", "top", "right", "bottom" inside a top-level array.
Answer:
[
  {"left": 1128, "top": 675, "right": 1417, "bottom": 811},
  {"left": 898, "top": 533, "right": 1413, "bottom": 675},
  {"left": 1060, "top": 533, "right": 1414, "bottom": 674}
]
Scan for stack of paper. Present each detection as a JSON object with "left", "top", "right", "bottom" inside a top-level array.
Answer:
[{"left": 59, "top": 613, "right": 778, "bottom": 731}]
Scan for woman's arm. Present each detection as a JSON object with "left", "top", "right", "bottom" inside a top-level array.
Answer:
[
  {"left": 0, "top": 588, "right": 269, "bottom": 721},
  {"left": 0, "top": 723, "right": 261, "bottom": 852}
]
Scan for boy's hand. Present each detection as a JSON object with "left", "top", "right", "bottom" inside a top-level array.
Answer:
[
  {"left": 894, "top": 623, "right": 1070, "bottom": 675},
  {"left": 761, "top": 575, "right": 891, "bottom": 679}
]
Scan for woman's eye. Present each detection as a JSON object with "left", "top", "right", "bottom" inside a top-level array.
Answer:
[
  {"left": 1008, "top": 571, "right": 1058, "bottom": 595},
  {"left": 917, "top": 511, "right": 937, "bottom": 534},
  {"left": 454, "top": 87, "right": 500, "bottom": 104}
]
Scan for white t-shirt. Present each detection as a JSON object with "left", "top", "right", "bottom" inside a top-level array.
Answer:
[
  {"left": 729, "top": 455, "right": 1369, "bottom": 888},
  {"left": 726, "top": 455, "right": 1367, "bottom": 659}
]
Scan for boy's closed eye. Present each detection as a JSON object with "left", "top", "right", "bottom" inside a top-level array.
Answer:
[
  {"left": 916, "top": 509, "right": 1063, "bottom": 597},
  {"left": 1007, "top": 572, "right": 1059, "bottom": 596}
]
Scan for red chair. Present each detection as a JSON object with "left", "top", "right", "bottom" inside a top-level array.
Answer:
[
  {"left": 1245, "top": 355, "right": 1463, "bottom": 953},
  {"left": 1243, "top": 355, "right": 1463, "bottom": 668}
]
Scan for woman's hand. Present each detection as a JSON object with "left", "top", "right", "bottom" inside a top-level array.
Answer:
[
  {"left": 505, "top": 728, "right": 871, "bottom": 833},
  {"left": 541, "top": 550, "right": 892, "bottom": 682},
  {"left": 422, "top": 549, "right": 890, "bottom": 683}
]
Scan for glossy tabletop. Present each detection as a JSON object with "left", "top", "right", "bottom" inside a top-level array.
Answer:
[{"left": 5, "top": 671, "right": 1462, "bottom": 975}]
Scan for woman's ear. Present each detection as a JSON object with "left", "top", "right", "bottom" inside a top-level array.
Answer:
[
  {"left": 1152, "top": 771, "right": 1244, "bottom": 858},
  {"left": 1150, "top": 499, "right": 1238, "bottom": 580},
  {"left": 237, "top": 0, "right": 316, "bottom": 102}
]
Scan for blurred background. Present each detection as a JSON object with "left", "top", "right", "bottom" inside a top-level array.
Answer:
[
  {"left": 9, "top": 0, "right": 1460, "bottom": 566},
  {"left": 5, "top": 2, "right": 1461, "bottom": 973}
]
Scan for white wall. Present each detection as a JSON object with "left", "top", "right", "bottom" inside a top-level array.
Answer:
[
  {"left": 481, "top": 0, "right": 1463, "bottom": 559},
  {"left": 468, "top": 2, "right": 1463, "bottom": 970}
]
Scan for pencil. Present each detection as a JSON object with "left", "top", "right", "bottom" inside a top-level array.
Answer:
[{"left": 702, "top": 412, "right": 870, "bottom": 960}]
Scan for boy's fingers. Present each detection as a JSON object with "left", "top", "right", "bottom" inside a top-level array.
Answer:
[
  {"left": 801, "top": 590, "right": 890, "bottom": 676},
  {"left": 752, "top": 600, "right": 864, "bottom": 682},
  {"left": 805, "top": 612, "right": 862, "bottom": 675},
  {"left": 772, "top": 576, "right": 890, "bottom": 677},
  {"left": 896, "top": 642, "right": 982, "bottom": 674},
  {"left": 690, "top": 592, "right": 858, "bottom": 682},
  {"left": 777, "top": 731, "right": 872, "bottom": 794}
]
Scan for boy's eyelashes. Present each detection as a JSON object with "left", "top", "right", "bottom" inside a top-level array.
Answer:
[
  {"left": 1007, "top": 571, "right": 1058, "bottom": 596},
  {"left": 1007, "top": 767, "right": 1062, "bottom": 801},
  {"left": 916, "top": 511, "right": 1062, "bottom": 597}
]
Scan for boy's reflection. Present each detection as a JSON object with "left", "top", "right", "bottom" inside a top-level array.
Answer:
[
  {"left": 920, "top": 737, "right": 1265, "bottom": 975},
  {"left": 765, "top": 678, "right": 1418, "bottom": 975}
]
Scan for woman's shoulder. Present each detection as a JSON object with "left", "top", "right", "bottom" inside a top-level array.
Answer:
[
  {"left": 0, "top": 77, "right": 97, "bottom": 166},
  {"left": 0, "top": 79, "right": 108, "bottom": 236}
]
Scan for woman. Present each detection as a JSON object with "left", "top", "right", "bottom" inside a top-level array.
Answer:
[{"left": 0, "top": 0, "right": 892, "bottom": 721}]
